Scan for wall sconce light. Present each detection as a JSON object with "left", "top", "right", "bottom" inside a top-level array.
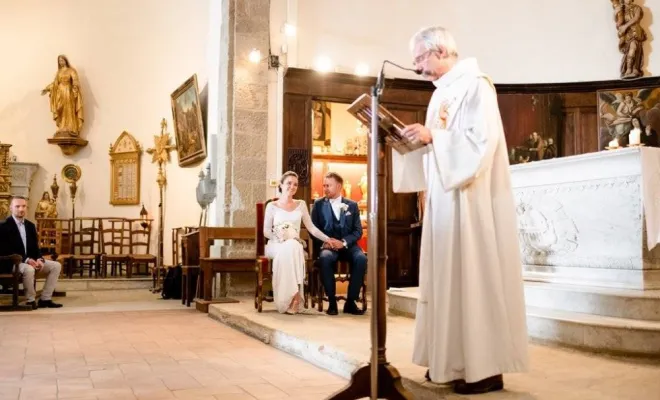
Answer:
[
  {"left": 248, "top": 48, "right": 282, "bottom": 69},
  {"left": 249, "top": 48, "right": 262, "bottom": 64},
  {"left": 354, "top": 63, "right": 370, "bottom": 76},
  {"left": 314, "top": 55, "right": 333, "bottom": 73},
  {"left": 139, "top": 203, "right": 149, "bottom": 229},
  {"left": 283, "top": 23, "right": 296, "bottom": 37}
]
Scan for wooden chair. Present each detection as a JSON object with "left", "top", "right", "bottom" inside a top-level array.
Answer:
[
  {"left": 100, "top": 218, "right": 131, "bottom": 277},
  {"left": 37, "top": 218, "right": 74, "bottom": 268},
  {"left": 0, "top": 254, "right": 31, "bottom": 311},
  {"left": 127, "top": 218, "right": 156, "bottom": 278},
  {"left": 254, "top": 199, "right": 313, "bottom": 312},
  {"left": 70, "top": 218, "right": 103, "bottom": 278},
  {"left": 171, "top": 226, "right": 197, "bottom": 267},
  {"left": 311, "top": 258, "right": 368, "bottom": 313},
  {"left": 180, "top": 228, "right": 201, "bottom": 307},
  {"left": 180, "top": 227, "right": 256, "bottom": 312}
]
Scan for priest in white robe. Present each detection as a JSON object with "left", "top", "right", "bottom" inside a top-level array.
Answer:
[{"left": 393, "top": 26, "right": 529, "bottom": 395}]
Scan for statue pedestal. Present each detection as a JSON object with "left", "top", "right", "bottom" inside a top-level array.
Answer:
[
  {"left": 47, "top": 136, "right": 88, "bottom": 156},
  {"left": 10, "top": 162, "right": 39, "bottom": 199}
]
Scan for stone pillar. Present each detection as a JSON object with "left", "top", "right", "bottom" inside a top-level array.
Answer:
[
  {"left": 227, "top": 0, "right": 270, "bottom": 228},
  {"left": 10, "top": 162, "right": 39, "bottom": 200},
  {"left": 211, "top": 0, "right": 270, "bottom": 296}
]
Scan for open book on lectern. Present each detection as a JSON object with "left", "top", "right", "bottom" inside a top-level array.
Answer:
[{"left": 346, "top": 93, "right": 427, "bottom": 155}]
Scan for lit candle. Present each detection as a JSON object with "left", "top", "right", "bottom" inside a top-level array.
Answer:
[
  {"left": 629, "top": 128, "right": 641, "bottom": 145},
  {"left": 608, "top": 138, "right": 619, "bottom": 149}
]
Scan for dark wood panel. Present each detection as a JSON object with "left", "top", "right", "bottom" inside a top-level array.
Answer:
[
  {"left": 283, "top": 94, "right": 311, "bottom": 201},
  {"left": 386, "top": 225, "right": 422, "bottom": 287},
  {"left": 562, "top": 109, "right": 578, "bottom": 156},
  {"left": 580, "top": 109, "right": 599, "bottom": 153},
  {"left": 285, "top": 66, "right": 660, "bottom": 94}
]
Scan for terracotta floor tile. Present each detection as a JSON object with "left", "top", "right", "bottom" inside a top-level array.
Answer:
[{"left": 1, "top": 294, "right": 345, "bottom": 400}]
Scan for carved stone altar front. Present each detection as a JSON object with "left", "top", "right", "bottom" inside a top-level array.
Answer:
[{"left": 510, "top": 147, "right": 660, "bottom": 289}]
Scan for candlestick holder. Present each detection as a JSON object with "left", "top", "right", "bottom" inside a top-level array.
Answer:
[{"left": 50, "top": 174, "right": 60, "bottom": 203}]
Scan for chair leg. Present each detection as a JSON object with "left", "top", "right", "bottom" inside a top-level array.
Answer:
[
  {"left": 310, "top": 269, "right": 316, "bottom": 309},
  {"left": 317, "top": 271, "right": 324, "bottom": 313},
  {"left": 361, "top": 283, "right": 368, "bottom": 312},
  {"left": 12, "top": 269, "right": 19, "bottom": 310},
  {"left": 254, "top": 270, "right": 259, "bottom": 310},
  {"left": 181, "top": 274, "right": 187, "bottom": 305},
  {"left": 256, "top": 268, "right": 263, "bottom": 313}
]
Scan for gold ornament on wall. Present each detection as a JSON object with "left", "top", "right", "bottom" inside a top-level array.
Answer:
[
  {"left": 109, "top": 131, "right": 142, "bottom": 205},
  {"left": 0, "top": 142, "right": 13, "bottom": 219},
  {"left": 61, "top": 164, "right": 81, "bottom": 218},
  {"left": 42, "top": 55, "right": 88, "bottom": 155},
  {"left": 146, "top": 118, "right": 176, "bottom": 293}
]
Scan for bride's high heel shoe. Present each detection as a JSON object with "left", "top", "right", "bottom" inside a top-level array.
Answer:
[{"left": 285, "top": 293, "right": 301, "bottom": 314}]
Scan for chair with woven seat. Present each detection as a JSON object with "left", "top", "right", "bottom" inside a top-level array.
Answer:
[
  {"left": 70, "top": 218, "right": 103, "bottom": 278},
  {"left": 100, "top": 218, "right": 131, "bottom": 277},
  {"left": 126, "top": 218, "right": 156, "bottom": 278}
]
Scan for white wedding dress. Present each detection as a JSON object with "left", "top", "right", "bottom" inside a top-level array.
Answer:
[{"left": 263, "top": 200, "right": 329, "bottom": 314}]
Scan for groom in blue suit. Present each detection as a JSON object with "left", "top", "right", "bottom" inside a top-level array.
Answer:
[{"left": 311, "top": 172, "right": 367, "bottom": 315}]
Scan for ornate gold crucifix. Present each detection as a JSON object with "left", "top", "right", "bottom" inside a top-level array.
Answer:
[
  {"left": 146, "top": 118, "right": 176, "bottom": 189},
  {"left": 146, "top": 118, "right": 176, "bottom": 293}
]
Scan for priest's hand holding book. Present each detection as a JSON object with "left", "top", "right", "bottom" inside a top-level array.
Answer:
[{"left": 401, "top": 123, "right": 434, "bottom": 145}]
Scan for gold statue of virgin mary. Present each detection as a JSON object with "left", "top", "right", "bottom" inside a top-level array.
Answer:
[{"left": 41, "top": 55, "right": 84, "bottom": 137}]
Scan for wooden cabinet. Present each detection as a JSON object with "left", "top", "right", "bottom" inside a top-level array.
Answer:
[{"left": 283, "top": 68, "right": 433, "bottom": 288}]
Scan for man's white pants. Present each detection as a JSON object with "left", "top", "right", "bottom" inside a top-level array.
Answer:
[{"left": 18, "top": 260, "right": 62, "bottom": 302}]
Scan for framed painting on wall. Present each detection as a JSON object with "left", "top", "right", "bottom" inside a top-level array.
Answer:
[
  {"left": 109, "top": 131, "right": 141, "bottom": 205},
  {"left": 171, "top": 74, "right": 207, "bottom": 167},
  {"left": 597, "top": 86, "right": 660, "bottom": 150}
]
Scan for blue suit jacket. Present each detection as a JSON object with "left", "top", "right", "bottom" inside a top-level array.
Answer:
[{"left": 311, "top": 197, "right": 362, "bottom": 251}]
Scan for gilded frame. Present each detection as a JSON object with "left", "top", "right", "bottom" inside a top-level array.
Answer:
[
  {"left": 170, "top": 74, "right": 207, "bottom": 167},
  {"left": 109, "top": 131, "right": 141, "bottom": 205}
]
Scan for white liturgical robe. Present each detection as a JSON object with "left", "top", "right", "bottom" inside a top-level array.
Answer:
[{"left": 392, "top": 58, "right": 529, "bottom": 384}]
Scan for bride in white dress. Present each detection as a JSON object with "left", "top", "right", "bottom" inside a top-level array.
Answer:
[{"left": 263, "top": 171, "right": 335, "bottom": 314}]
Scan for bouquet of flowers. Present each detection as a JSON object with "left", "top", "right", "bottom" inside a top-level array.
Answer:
[{"left": 273, "top": 222, "right": 298, "bottom": 242}]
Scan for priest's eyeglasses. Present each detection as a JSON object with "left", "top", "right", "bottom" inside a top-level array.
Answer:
[{"left": 413, "top": 50, "right": 434, "bottom": 66}]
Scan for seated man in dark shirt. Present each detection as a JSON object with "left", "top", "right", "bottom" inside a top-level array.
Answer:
[{"left": 0, "top": 196, "right": 63, "bottom": 309}]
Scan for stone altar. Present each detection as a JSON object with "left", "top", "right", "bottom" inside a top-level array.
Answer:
[
  {"left": 510, "top": 147, "right": 660, "bottom": 290},
  {"left": 10, "top": 161, "right": 39, "bottom": 200}
]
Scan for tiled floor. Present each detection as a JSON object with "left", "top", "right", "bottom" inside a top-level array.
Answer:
[{"left": 0, "top": 308, "right": 347, "bottom": 400}]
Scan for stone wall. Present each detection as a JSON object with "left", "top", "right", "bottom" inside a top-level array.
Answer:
[{"left": 216, "top": 0, "right": 270, "bottom": 296}]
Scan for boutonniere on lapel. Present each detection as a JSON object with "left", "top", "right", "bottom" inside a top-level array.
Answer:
[{"left": 340, "top": 203, "right": 349, "bottom": 215}]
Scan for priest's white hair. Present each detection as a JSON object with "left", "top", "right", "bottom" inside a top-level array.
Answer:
[{"left": 409, "top": 26, "right": 458, "bottom": 57}]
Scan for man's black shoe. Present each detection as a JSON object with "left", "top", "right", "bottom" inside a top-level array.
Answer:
[
  {"left": 26, "top": 301, "right": 38, "bottom": 310},
  {"left": 38, "top": 299, "right": 63, "bottom": 308},
  {"left": 343, "top": 301, "right": 365, "bottom": 315},
  {"left": 326, "top": 300, "right": 338, "bottom": 315}
]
